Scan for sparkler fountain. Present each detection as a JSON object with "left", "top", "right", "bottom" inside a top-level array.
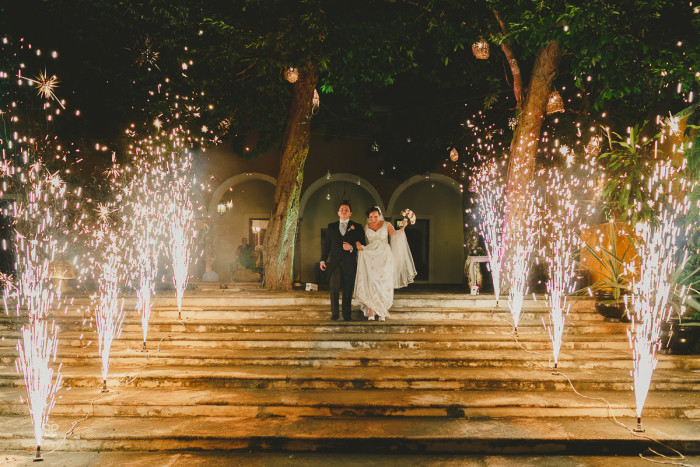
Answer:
[
  {"left": 472, "top": 158, "right": 507, "bottom": 304},
  {"left": 505, "top": 183, "right": 539, "bottom": 335},
  {"left": 627, "top": 162, "right": 693, "bottom": 432},
  {"left": 165, "top": 153, "right": 195, "bottom": 319},
  {"left": 15, "top": 320, "right": 63, "bottom": 461},
  {"left": 3, "top": 162, "right": 72, "bottom": 461},
  {"left": 125, "top": 163, "right": 166, "bottom": 352},
  {"left": 94, "top": 219, "right": 126, "bottom": 392},
  {"left": 541, "top": 167, "right": 582, "bottom": 371},
  {"left": 168, "top": 180, "right": 194, "bottom": 319}
]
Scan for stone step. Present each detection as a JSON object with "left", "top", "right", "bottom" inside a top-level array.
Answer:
[
  {"left": 1, "top": 348, "right": 695, "bottom": 371},
  {"left": 0, "top": 332, "right": 633, "bottom": 352},
  {"left": 0, "top": 319, "right": 630, "bottom": 336},
  {"left": 14, "top": 292, "right": 596, "bottom": 311},
  {"left": 0, "top": 415, "right": 697, "bottom": 455},
  {"left": 5, "top": 452, "right": 700, "bottom": 466},
  {"left": 2, "top": 366, "right": 697, "bottom": 391},
  {"left": 2, "top": 387, "right": 698, "bottom": 419},
  {"left": 2, "top": 307, "right": 606, "bottom": 325}
]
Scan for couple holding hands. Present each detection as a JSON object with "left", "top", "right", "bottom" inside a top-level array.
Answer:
[{"left": 319, "top": 200, "right": 417, "bottom": 321}]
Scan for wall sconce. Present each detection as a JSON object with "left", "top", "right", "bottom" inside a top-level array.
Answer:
[{"left": 217, "top": 203, "right": 227, "bottom": 216}]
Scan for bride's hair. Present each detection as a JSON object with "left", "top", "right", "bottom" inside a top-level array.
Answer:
[{"left": 365, "top": 206, "right": 382, "bottom": 218}]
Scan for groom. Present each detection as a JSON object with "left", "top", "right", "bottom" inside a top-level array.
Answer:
[{"left": 320, "top": 200, "right": 365, "bottom": 321}]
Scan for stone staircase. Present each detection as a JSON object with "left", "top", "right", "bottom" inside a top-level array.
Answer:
[{"left": 0, "top": 286, "right": 699, "bottom": 457}]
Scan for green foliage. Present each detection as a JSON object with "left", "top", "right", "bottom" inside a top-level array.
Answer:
[
  {"left": 429, "top": 0, "right": 698, "bottom": 128},
  {"left": 669, "top": 258, "right": 700, "bottom": 321},
  {"left": 597, "top": 123, "right": 660, "bottom": 224}
]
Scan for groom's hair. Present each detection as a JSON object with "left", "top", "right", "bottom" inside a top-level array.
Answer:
[{"left": 338, "top": 200, "right": 352, "bottom": 210}]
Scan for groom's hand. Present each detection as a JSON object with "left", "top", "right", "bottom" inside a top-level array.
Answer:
[
  {"left": 319, "top": 261, "right": 326, "bottom": 271},
  {"left": 342, "top": 242, "right": 353, "bottom": 251}
]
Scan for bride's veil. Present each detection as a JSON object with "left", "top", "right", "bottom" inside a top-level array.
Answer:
[{"left": 375, "top": 206, "right": 385, "bottom": 222}]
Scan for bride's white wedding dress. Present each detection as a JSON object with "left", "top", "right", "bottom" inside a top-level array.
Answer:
[{"left": 354, "top": 222, "right": 417, "bottom": 319}]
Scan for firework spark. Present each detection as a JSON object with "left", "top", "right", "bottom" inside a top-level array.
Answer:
[
  {"left": 166, "top": 157, "right": 195, "bottom": 319},
  {"left": 472, "top": 158, "right": 507, "bottom": 303},
  {"left": 627, "top": 162, "right": 693, "bottom": 427},
  {"left": 94, "top": 222, "right": 126, "bottom": 391},
  {"left": 2, "top": 162, "right": 73, "bottom": 458},
  {"left": 21, "top": 70, "right": 65, "bottom": 109},
  {"left": 505, "top": 182, "right": 539, "bottom": 334},
  {"left": 15, "top": 320, "right": 63, "bottom": 454},
  {"left": 127, "top": 167, "right": 165, "bottom": 351},
  {"left": 541, "top": 167, "right": 584, "bottom": 368}
]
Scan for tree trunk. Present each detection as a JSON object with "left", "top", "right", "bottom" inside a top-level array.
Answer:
[
  {"left": 493, "top": 9, "right": 523, "bottom": 108},
  {"left": 504, "top": 41, "right": 563, "bottom": 238},
  {"left": 262, "top": 62, "right": 318, "bottom": 290}
]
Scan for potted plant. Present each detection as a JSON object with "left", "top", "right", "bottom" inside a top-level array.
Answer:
[
  {"left": 579, "top": 221, "right": 636, "bottom": 321},
  {"left": 661, "top": 256, "right": 700, "bottom": 354}
]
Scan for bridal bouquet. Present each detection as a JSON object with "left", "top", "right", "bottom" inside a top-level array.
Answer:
[{"left": 401, "top": 208, "right": 416, "bottom": 225}]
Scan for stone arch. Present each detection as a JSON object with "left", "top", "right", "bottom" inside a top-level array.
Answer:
[
  {"left": 299, "top": 173, "right": 385, "bottom": 217},
  {"left": 386, "top": 173, "right": 461, "bottom": 216},
  {"left": 208, "top": 173, "right": 277, "bottom": 218}
]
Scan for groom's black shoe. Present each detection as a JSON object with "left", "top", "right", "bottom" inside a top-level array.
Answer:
[
  {"left": 330, "top": 315, "right": 339, "bottom": 321},
  {"left": 342, "top": 315, "right": 353, "bottom": 321}
]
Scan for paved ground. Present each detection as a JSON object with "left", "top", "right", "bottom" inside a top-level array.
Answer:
[{"left": 1, "top": 451, "right": 699, "bottom": 467}]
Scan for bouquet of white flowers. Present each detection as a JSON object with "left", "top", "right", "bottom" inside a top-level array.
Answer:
[{"left": 401, "top": 208, "right": 416, "bottom": 225}]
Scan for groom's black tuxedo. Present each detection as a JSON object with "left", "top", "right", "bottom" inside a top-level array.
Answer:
[{"left": 321, "top": 219, "right": 365, "bottom": 320}]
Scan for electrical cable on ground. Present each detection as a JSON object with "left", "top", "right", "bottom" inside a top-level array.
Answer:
[
  {"left": 3, "top": 314, "right": 188, "bottom": 463},
  {"left": 505, "top": 317, "right": 693, "bottom": 467}
]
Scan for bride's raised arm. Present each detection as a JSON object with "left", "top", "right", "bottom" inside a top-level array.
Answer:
[{"left": 387, "top": 218, "right": 408, "bottom": 237}]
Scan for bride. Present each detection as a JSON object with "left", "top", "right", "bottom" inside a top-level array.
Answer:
[{"left": 353, "top": 206, "right": 417, "bottom": 321}]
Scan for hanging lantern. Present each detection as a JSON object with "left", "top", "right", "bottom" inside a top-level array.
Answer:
[
  {"left": 312, "top": 89, "right": 320, "bottom": 114},
  {"left": 546, "top": 89, "right": 565, "bottom": 114},
  {"left": 471, "top": 39, "right": 490, "bottom": 59},
  {"left": 370, "top": 141, "right": 380, "bottom": 152},
  {"left": 585, "top": 136, "right": 603, "bottom": 157},
  {"left": 449, "top": 147, "right": 459, "bottom": 162},
  {"left": 284, "top": 67, "right": 299, "bottom": 83}
]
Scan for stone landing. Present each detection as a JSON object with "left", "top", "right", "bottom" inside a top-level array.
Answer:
[{"left": 0, "top": 286, "right": 699, "bottom": 459}]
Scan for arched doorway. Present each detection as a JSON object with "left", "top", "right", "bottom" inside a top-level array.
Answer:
[
  {"left": 298, "top": 174, "right": 384, "bottom": 283},
  {"left": 208, "top": 173, "right": 276, "bottom": 281},
  {"left": 387, "top": 173, "right": 463, "bottom": 284}
]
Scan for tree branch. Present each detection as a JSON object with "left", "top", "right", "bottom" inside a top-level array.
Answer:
[{"left": 493, "top": 9, "right": 523, "bottom": 109}]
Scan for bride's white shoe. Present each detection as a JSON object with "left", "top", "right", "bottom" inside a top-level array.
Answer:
[
  {"left": 368, "top": 315, "right": 376, "bottom": 321},
  {"left": 378, "top": 316, "right": 385, "bottom": 321}
]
